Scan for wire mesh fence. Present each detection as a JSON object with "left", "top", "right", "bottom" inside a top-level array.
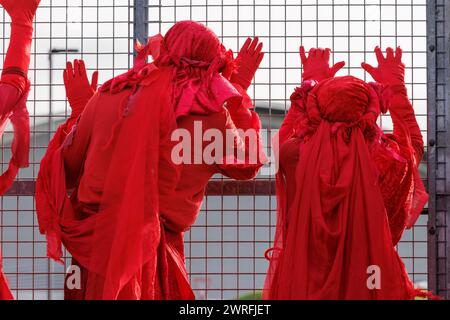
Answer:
[
  {"left": 0, "top": 0, "right": 441, "bottom": 300},
  {"left": 1, "top": 0, "right": 135, "bottom": 300}
]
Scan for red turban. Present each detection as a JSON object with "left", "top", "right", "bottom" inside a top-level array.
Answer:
[{"left": 101, "top": 21, "right": 241, "bottom": 119}]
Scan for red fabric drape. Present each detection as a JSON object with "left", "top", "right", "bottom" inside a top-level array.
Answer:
[
  {"left": 0, "top": 82, "right": 30, "bottom": 300},
  {"left": 36, "top": 21, "right": 247, "bottom": 300},
  {"left": 36, "top": 66, "right": 183, "bottom": 299},
  {"left": 0, "top": 81, "right": 30, "bottom": 194},
  {"left": 264, "top": 76, "right": 430, "bottom": 300},
  {"left": 0, "top": 253, "right": 13, "bottom": 300}
]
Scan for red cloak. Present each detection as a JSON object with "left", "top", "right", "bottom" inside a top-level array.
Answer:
[
  {"left": 35, "top": 21, "right": 255, "bottom": 300},
  {"left": 264, "top": 76, "right": 429, "bottom": 300}
]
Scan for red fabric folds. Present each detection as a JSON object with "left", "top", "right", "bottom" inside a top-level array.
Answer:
[
  {"left": 0, "top": 254, "right": 13, "bottom": 300},
  {"left": 102, "top": 23, "right": 241, "bottom": 120},
  {"left": 0, "top": 82, "right": 30, "bottom": 301},
  {"left": 0, "top": 81, "right": 30, "bottom": 195},
  {"left": 36, "top": 66, "right": 175, "bottom": 299},
  {"left": 264, "top": 76, "right": 429, "bottom": 300},
  {"left": 36, "top": 21, "right": 244, "bottom": 300}
]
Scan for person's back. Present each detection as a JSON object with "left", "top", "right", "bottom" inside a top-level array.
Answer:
[
  {"left": 161, "top": 105, "right": 264, "bottom": 232},
  {"left": 64, "top": 66, "right": 175, "bottom": 214},
  {"left": 36, "top": 61, "right": 180, "bottom": 299}
]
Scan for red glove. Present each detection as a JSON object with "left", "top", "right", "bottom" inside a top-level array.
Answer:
[
  {"left": 300, "top": 46, "right": 345, "bottom": 82},
  {"left": 363, "top": 47, "right": 423, "bottom": 161},
  {"left": 0, "top": 0, "right": 41, "bottom": 92},
  {"left": 361, "top": 46, "right": 405, "bottom": 86},
  {"left": 230, "top": 37, "right": 264, "bottom": 91},
  {"left": 0, "top": 0, "right": 40, "bottom": 25},
  {"left": 63, "top": 59, "right": 98, "bottom": 117}
]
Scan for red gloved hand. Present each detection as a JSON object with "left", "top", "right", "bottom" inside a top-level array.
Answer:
[
  {"left": 230, "top": 37, "right": 264, "bottom": 91},
  {"left": 63, "top": 59, "right": 98, "bottom": 117},
  {"left": 362, "top": 46, "right": 405, "bottom": 86},
  {"left": 300, "top": 46, "right": 345, "bottom": 82},
  {"left": 0, "top": 0, "right": 40, "bottom": 25}
]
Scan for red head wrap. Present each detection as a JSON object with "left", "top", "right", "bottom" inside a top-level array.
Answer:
[{"left": 101, "top": 21, "right": 240, "bottom": 119}]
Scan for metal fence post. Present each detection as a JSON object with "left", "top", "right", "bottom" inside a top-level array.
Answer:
[
  {"left": 133, "top": 0, "right": 149, "bottom": 56},
  {"left": 427, "top": 0, "right": 450, "bottom": 299}
]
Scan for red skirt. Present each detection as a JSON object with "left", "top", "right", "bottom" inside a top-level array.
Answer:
[{"left": 64, "top": 227, "right": 195, "bottom": 300}]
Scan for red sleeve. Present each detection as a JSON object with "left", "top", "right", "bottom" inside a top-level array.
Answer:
[
  {"left": 386, "top": 85, "right": 424, "bottom": 163},
  {"left": 61, "top": 95, "right": 97, "bottom": 189},
  {"left": 279, "top": 100, "right": 303, "bottom": 145},
  {"left": 0, "top": 83, "right": 21, "bottom": 116},
  {"left": 0, "top": 83, "right": 30, "bottom": 195},
  {"left": 372, "top": 86, "right": 426, "bottom": 244},
  {"left": 216, "top": 100, "right": 265, "bottom": 180},
  {"left": 372, "top": 136, "right": 414, "bottom": 245},
  {"left": 158, "top": 90, "right": 181, "bottom": 211},
  {"left": 278, "top": 83, "right": 314, "bottom": 147}
]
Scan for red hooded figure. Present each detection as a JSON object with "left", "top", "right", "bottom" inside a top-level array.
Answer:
[
  {"left": 36, "top": 21, "right": 265, "bottom": 300},
  {"left": 0, "top": 0, "right": 40, "bottom": 300},
  {"left": 263, "top": 46, "right": 432, "bottom": 300}
]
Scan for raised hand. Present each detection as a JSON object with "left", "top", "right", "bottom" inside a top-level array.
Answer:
[
  {"left": 0, "top": 0, "right": 41, "bottom": 24},
  {"left": 300, "top": 46, "right": 345, "bottom": 82},
  {"left": 230, "top": 37, "right": 264, "bottom": 91},
  {"left": 361, "top": 46, "right": 405, "bottom": 86},
  {"left": 63, "top": 59, "right": 98, "bottom": 116}
]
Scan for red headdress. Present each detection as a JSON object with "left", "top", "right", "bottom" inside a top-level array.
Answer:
[{"left": 101, "top": 20, "right": 241, "bottom": 119}]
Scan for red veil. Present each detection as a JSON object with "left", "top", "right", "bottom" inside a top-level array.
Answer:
[
  {"left": 264, "top": 76, "right": 429, "bottom": 299},
  {"left": 36, "top": 21, "right": 241, "bottom": 299}
]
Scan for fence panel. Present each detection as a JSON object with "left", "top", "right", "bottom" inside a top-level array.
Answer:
[{"left": 0, "top": 0, "right": 438, "bottom": 300}]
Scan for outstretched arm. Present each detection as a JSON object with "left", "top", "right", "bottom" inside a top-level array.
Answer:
[
  {"left": 61, "top": 59, "right": 98, "bottom": 134},
  {"left": 0, "top": 0, "right": 40, "bottom": 94},
  {"left": 217, "top": 108, "right": 265, "bottom": 180},
  {"left": 39, "top": 60, "right": 98, "bottom": 189},
  {"left": 218, "top": 38, "right": 266, "bottom": 180},
  {"left": 362, "top": 46, "right": 424, "bottom": 163},
  {"left": 60, "top": 60, "right": 98, "bottom": 188},
  {"left": 0, "top": 0, "right": 40, "bottom": 194},
  {"left": 363, "top": 47, "right": 427, "bottom": 242}
]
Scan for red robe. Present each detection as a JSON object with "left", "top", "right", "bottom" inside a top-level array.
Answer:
[
  {"left": 36, "top": 62, "right": 264, "bottom": 301},
  {"left": 264, "top": 77, "right": 429, "bottom": 300},
  {"left": 36, "top": 22, "right": 265, "bottom": 299},
  {"left": 36, "top": 70, "right": 263, "bottom": 299},
  {"left": 0, "top": 250, "right": 13, "bottom": 300},
  {"left": 36, "top": 65, "right": 180, "bottom": 299}
]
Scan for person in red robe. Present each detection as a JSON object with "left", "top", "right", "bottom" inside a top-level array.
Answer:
[
  {"left": 0, "top": 0, "right": 40, "bottom": 300},
  {"left": 263, "top": 46, "right": 432, "bottom": 300},
  {"left": 157, "top": 36, "right": 266, "bottom": 299},
  {"left": 36, "top": 21, "right": 265, "bottom": 300}
]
